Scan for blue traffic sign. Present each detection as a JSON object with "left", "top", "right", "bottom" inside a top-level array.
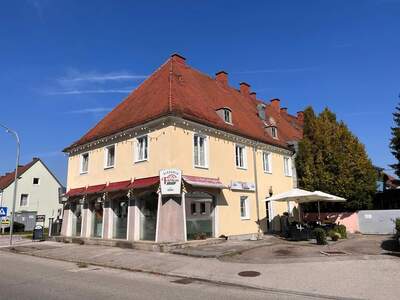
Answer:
[{"left": 0, "top": 207, "right": 8, "bottom": 217}]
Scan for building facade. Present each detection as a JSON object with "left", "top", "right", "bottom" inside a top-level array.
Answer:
[
  {"left": 61, "top": 54, "right": 303, "bottom": 242},
  {"left": 0, "top": 158, "right": 64, "bottom": 228}
]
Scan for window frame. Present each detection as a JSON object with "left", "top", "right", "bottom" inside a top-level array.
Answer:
[
  {"left": 193, "top": 133, "right": 208, "bottom": 169},
  {"left": 134, "top": 135, "right": 149, "bottom": 163},
  {"left": 80, "top": 152, "right": 89, "bottom": 174},
  {"left": 240, "top": 196, "right": 250, "bottom": 220},
  {"left": 104, "top": 144, "right": 116, "bottom": 169},
  {"left": 262, "top": 151, "right": 272, "bottom": 174},
  {"left": 20, "top": 194, "right": 29, "bottom": 207},
  {"left": 32, "top": 177, "right": 40, "bottom": 185},
  {"left": 283, "top": 156, "right": 293, "bottom": 177},
  {"left": 271, "top": 126, "right": 278, "bottom": 139},
  {"left": 223, "top": 108, "right": 232, "bottom": 124},
  {"left": 235, "top": 144, "right": 247, "bottom": 169}
]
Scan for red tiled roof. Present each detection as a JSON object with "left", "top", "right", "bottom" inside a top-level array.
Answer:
[
  {"left": 65, "top": 54, "right": 303, "bottom": 151},
  {"left": 103, "top": 180, "right": 132, "bottom": 193},
  {"left": 130, "top": 176, "right": 159, "bottom": 189},
  {"left": 0, "top": 158, "right": 40, "bottom": 190}
]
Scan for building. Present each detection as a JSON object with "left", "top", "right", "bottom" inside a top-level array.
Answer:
[
  {"left": 0, "top": 158, "right": 64, "bottom": 229},
  {"left": 61, "top": 54, "right": 303, "bottom": 242}
]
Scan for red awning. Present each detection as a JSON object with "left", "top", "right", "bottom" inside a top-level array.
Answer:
[
  {"left": 65, "top": 187, "right": 86, "bottom": 197},
  {"left": 183, "top": 175, "right": 226, "bottom": 189},
  {"left": 130, "top": 176, "right": 159, "bottom": 189},
  {"left": 85, "top": 184, "right": 106, "bottom": 194},
  {"left": 103, "top": 180, "right": 132, "bottom": 193}
]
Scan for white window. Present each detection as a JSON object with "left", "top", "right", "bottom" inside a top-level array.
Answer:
[
  {"left": 104, "top": 145, "right": 115, "bottom": 168},
  {"left": 33, "top": 178, "right": 40, "bottom": 185},
  {"left": 271, "top": 126, "right": 278, "bottom": 139},
  {"left": 235, "top": 144, "right": 246, "bottom": 169},
  {"left": 283, "top": 156, "right": 293, "bottom": 177},
  {"left": 193, "top": 134, "right": 208, "bottom": 168},
  {"left": 20, "top": 194, "right": 29, "bottom": 207},
  {"left": 223, "top": 109, "right": 232, "bottom": 123},
  {"left": 262, "top": 152, "right": 272, "bottom": 173},
  {"left": 80, "top": 152, "right": 89, "bottom": 174},
  {"left": 135, "top": 135, "right": 148, "bottom": 162},
  {"left": 240, "top": 196, "right": 250, "bottom": 219}
]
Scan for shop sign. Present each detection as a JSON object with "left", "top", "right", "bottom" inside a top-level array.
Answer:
[
  {"left": 36, "top": 215, "right": 46, "bottom": 222},
  {"left": 230, "top": 181, "right": 256, "bottom": 192},
  {"left": 160, "top": 169, "right": 182, "bottom": 195},
  {"left": 1, "top": 218, "right": 10, "bottom": 225}
]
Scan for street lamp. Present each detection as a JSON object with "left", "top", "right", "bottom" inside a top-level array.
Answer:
[{"left": 0, "top": 123, "right": 20, "bottom": 246}]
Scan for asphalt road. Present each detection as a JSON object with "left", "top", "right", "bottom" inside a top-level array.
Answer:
[{"left": 0, "top": 251, "right": 320, "bottom": 300}]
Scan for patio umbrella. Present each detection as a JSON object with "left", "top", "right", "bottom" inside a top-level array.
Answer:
[
  {"left": 313, "top": 191, "right": 346, "bottom": 220},
  {"left": 265, "top": 188, "right": 332, "bottom": 220}
]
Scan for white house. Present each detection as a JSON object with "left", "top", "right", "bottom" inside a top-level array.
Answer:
[{"left": 0, "top": 157, "right": 64, "bottom": 228}]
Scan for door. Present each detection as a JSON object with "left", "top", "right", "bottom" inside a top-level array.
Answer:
[
  {"left": 113, "top": 198, "right": 128, "bottom": 239},
  {"left": 91, "top": 202, "right": 103, "bottom": 238},
  {"left": 139, "top": 193, "right": 158, "bottom": 241},
  {"left": 71, "top": 204, "right": 82, "bottom": 237}
]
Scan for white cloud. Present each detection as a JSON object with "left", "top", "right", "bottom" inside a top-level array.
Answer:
[
  {"left": 67, "top": 107, "right": 112, "bottom": 114},
  {"left": 58, "top": 71, "right": 148, "bottom": 84},
  {"left": 234, "top": 67, "right": 317, "bottom": 74},
  {"left": 48, "top": 89, "right": 132, "bottom": 95}
]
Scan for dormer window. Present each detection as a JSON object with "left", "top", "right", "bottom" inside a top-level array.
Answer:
[{"left": 216, "top": 107, "right": 232, "bottom": 124}]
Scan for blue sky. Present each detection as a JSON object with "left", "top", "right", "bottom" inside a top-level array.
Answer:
[{"left": 0, "top": 0, "right": 399, "bottom": 184}]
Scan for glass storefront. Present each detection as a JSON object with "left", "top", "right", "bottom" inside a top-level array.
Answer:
[
  {"left": 139, "top": 193, "right": 158, "bottom": 241},
  {"left": 91, "top": 201, "right": 103, "bottom": 238},
  {"left": 113, "top": 198, "right": 128, "bottom": 239},
  {"left": 71, "top": 203, "right": 82, "bottom": 237},
  {"left": 185, "top": 192, "right": 213, "bottom": 240}
]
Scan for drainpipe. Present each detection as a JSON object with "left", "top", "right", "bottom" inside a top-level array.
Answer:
[{"left": 252, "top": 144, "right": 262, "bottom": 239}]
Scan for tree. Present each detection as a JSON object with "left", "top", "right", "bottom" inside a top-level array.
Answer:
[
  {"left": 296, "top": 106, "right": 377, "bottom": 211},
  {"left": 390, "top": 102, "right": 400, "bottom": 177}
]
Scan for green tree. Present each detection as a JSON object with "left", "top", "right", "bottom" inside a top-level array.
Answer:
[
  {"left": 390, "top": 102, "right": 400, "bottom": 177},
  {"left": 296, "top": 106, "right": 377, "bottom": 211}
]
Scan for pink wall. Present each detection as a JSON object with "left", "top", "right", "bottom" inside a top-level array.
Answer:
[{"left": 302, "top": 212, "right": 359, "bottom": 233}]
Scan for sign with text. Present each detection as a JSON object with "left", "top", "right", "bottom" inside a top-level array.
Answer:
[
  {"left": 230, "top": 181, "right": 256, "bottom": 192},
  {"left": 36, "top": 215, "right": 46, "bottom": 223},
  {"left": 0, "top": 207, "right": 7, "bottom": 217},
  {"left": 1, "top": 218, "right": 10, "bottom": 225},
  {"left": 160, "top": 169, "right": 182, "bottom": 195}
]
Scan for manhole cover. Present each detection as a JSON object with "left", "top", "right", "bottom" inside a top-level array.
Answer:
[
  {"left": 238, "top": 271, "right": 261, "bottom": 277},
  {"left": 171, "top": 278, "right": 194, "bottom": 285},
  {"left": 320, "top": 250, "right": 348, "bottom": 256}
]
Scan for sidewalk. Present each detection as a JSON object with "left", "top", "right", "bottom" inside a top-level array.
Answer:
[{"left": 3, "top": 241, "right": 400, "bottom": 300}]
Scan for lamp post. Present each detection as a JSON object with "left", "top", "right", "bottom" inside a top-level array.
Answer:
[{"left": 0, "top": 123, "right": 20, "bottom": 246}]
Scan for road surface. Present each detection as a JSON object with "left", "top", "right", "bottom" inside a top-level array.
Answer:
[{"left": 0, "top": 250, "right": 320, "bottom": 300}]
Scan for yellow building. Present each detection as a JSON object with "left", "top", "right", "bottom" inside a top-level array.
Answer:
[{"left": 61, "top": 54, "right": 303, "bottom": 242}]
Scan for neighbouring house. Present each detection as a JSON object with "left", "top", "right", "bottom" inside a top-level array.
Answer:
[
  {"left": 0, "top": 157, "right": 64, "bottom": 229},
  {"left": 374, "top": 166, "right": 400, "bottom": 209},
  {"left": 61, "top": 53, "right": 303, "bottom": 242}
]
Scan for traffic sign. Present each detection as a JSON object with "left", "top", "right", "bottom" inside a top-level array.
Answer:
[{"left": 0, "top": 207, "right": 7, "bottom": 217}]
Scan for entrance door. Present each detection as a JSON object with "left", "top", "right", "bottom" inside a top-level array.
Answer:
[
  {"left": 112, "top": 198, "right": 128, "bottom": 239},
  {"left": 71, "top": 203, "right": 82, "bottom": 237},
  {"left": 185, "top": 192, "right": 214, "bottom": 240},
  {"left": 139, "top": 193, "right": 158, "bottom": 241},
  {"left": 91, "top": 202, "right": 103, "bottom": 238}
]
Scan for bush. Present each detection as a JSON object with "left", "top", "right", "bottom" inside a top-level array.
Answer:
[
  {"left": 314, "top": 228, "right": 327, "bottom": 245},
  {"left": 334, "top": 224, "right": 347, "bottom": 239},
  {"left": 395, "top": 218, "right": 400, "bottom": 233},
  {"left": 328, "top": 230, "right": 341, "bottom": 241}
]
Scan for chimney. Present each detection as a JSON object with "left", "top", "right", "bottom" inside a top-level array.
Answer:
[
  {"left": 215, "top": 71, "right": 228, "bottom": 86},
  {"left": 270, "top": 99, "right": 280, "bottom": 111},
  {"left": 239, "top": 82, "right": 250, "bottom": 96},
  {"left": 171, "top": 53, "right": 186, "bottom": 65},
  {"left": 280, "top": 107, "right": 288, "bottom": 115},
  {"left": 297, "top": 111, "right": 304, "bottom": 121},
  {"left": 250, "top": 92, "right": 256, "bottom": 100}
]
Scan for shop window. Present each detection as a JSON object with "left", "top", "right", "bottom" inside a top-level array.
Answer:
[
  {"left": 235, "top": 144, "right": 246, "bottom": 169},
  {"left": 240, "top": 196, "right": 250, "bottom": 219},
  {"left": 20, "top": 194, "right": 29, "bottom": 207},
  {"left": 80, "top": 152, "right": 89, "bottom": 174},
  {"left": 283, "top": 156, "right": 293, "bottom": 177},
  {"left": 135, "top": 135, "right": 148, "bottom": 162},
  {"left": 104, "top": 145, "right": 115, "bottom": 169},
  {"left": 194, "top": 134, "right": 208, "bottom": 168},
  {"left": 33, "top": 178, "right": 40, "bottom": 185},
  {"left": 200, "top": 202, "right": 206, "bottom": 214},
  {"left": 262, "top": 152, "right": 272, "bottom": 173}
]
